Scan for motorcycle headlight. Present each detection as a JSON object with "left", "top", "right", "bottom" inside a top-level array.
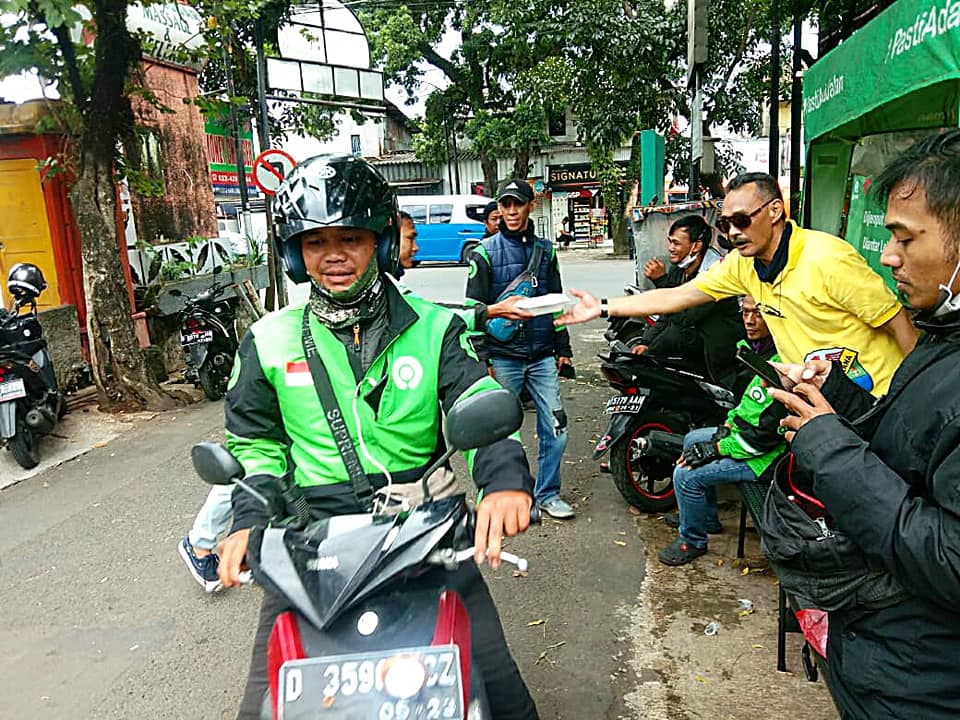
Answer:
[{"left": 381, "top": 654, "right": 427, "bottom": 699}]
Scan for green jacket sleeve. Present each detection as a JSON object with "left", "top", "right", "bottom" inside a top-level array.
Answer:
[
  {"left": 718, "top": 357, "right": 788, "bottom": 459},
  {"left": 225, "top": 330, "right": 289, "bottom": 530}
]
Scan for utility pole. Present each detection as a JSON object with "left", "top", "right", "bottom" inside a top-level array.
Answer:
[
  {"left": 769, "top": 0, "right": 781, "bottom": 180},
  {"left": 687, "top": 0, "right": 708, "bottom": 202},
  {"left": 790, "top": 16, "right": 804, "bottom": 219},
  {"left": 221, "top": 32, "right": 250, "bottom": 236},
  {"left": 254, "top": 16, "right": 287, "bottom": 309}
]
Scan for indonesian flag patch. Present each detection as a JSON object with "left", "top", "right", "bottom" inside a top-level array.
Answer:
[{"left": 285, "top": 360, "right": 312, "bottom": 387}]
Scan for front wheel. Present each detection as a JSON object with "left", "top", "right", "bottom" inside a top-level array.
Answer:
[
  {"left": 9, "top": 411, "right": 40, "bottom": 469},
  {"left": 198, "top": 365, "right": 225, "bottom": 401},
  {"left": 609, "top": 413, "right": 687, "bottom": 513}
]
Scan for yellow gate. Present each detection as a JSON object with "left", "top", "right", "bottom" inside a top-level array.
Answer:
[{"left": 0, "top": 158, "right": 60, "bottom": 310}]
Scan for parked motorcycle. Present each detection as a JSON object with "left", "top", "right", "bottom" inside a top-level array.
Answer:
[
  {"left": 594, "top": 340, "right": 736, "bottom": 512},
  {"left": 169, "top": 276, "right": 238, "bottom": 401},
  {"left": 0, "top": 263, "right": 65, "bottom": 469},
  {"left": 191, "top": 388, "right": 537, "bottom": 720}
]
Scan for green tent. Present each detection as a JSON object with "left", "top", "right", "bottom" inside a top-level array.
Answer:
[{"left": 803, "top": 0, "right": 960, "bottom": 284}]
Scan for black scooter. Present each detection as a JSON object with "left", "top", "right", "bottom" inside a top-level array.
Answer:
[
  {"left": 595, "top": 340, "right": 736, "bottom": 512},
  {"left": 0, "top": 266, "right": 65, "bottom": 469},
  {"left": 192, "top": 389, "right": 537, "bottom": 720},
  {"left": 169, "top": 278, "right": 239, "bottom": 401}
]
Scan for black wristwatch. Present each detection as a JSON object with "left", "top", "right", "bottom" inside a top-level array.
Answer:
[{"left": 600, "top": 297, "right": 609, "bottom": 319}]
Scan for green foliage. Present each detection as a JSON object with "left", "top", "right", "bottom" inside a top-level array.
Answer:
[{"left": 160, "top": 259, "right": 195, "bottom": 281}]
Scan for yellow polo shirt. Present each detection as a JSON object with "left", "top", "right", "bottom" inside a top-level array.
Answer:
[{"left": 693, "top": 222, "right": 903, "bottom": 394}]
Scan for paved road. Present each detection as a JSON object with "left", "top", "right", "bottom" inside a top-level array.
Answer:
[{"left": 0, "top": 252, "right": 836, "bottom": 719}]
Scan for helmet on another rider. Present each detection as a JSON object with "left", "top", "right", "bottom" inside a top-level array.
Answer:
[
  {"left": 6, "top": 263, "right": 47, "bottom": 302},
  {"left": 273, "top": 154, "right": 400, "bottom": 283}
]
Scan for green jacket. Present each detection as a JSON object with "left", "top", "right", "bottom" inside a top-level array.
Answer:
[
  {"left": 225, "top": 280, "right": 533, "bottom": 530},
  {"left": 716, "top": 341, "right": 788, "bottom": 478}
]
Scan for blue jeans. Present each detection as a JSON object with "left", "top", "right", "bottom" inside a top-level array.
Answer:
[
  {"left": 491, "top": 355, "right": 568, "bottom": 504},
  {"left": 674, "top": 427, "right": 756, "bottom": 549}
]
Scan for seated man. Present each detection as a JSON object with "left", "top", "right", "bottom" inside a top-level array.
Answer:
[
  {"left": 636, "top": 215, "right": 744, "bottom": 386},
  {"left": 658, "top": 294, "right": 786, "bottom": 566}
]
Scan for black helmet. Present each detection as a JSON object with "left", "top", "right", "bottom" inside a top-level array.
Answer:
[
  {"left": 273, "top": 154, "right": 400, "bottom": 283},
  {"left": 7, "top": 263, "right": 47, "bottom": 302}
]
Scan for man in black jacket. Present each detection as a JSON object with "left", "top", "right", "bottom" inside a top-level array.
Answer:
[
  {"left": 636, "top": 215, "right": 744, "bottom": 386},
  {"left": 772, "top": 130, "right": 960, "bottom": 719}
]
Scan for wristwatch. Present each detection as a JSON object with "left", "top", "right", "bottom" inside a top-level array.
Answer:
[{"left": 600, "top": 297, "right": 609, "bottom": 319}]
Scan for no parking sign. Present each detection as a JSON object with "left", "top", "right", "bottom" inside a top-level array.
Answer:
[{"left": 252, "top": 149, "right": 297, "bottom": 195}]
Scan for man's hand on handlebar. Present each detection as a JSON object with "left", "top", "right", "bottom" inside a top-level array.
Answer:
[
  {"left": 473, "top": 490, "right": 533, "bottom": 570},
  {"left": 217, "top": 528, "right": 251, "bottom": 588}
]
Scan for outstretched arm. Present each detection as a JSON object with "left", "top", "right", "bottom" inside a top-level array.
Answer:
[{"left": 555, "top": 283, "right": 715, "bottom": 325}]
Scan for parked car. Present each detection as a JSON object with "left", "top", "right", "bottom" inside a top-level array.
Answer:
[{"left": 398, "top": 194, "right": 493, "bottom": 264}]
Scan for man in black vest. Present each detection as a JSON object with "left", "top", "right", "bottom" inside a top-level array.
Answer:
[{"left": 466, "top": 179, "right": 575, "bottom": 519}]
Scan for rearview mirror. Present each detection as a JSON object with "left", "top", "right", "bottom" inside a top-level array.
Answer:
[
  {"left": 191, "top": 442, "right": 244, "bottom": 485},
  {"left": 445, "top": 388, "right": 522, "bottom": 451}
]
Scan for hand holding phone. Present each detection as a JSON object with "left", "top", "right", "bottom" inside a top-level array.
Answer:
[{"left": 735, "top": 345, "right": 784, "bottom": 389}]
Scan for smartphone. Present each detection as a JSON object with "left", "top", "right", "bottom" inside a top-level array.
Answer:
[{"left": 735, "top": 345, "right": 784, "bottom": 389}]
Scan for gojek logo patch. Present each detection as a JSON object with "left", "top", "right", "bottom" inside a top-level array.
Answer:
[
  {"left": 392, "top": 356, "right": 423, "bottom": 390},
  {"left": 467, "top": 259, "right": 478, "bottom": 279}
]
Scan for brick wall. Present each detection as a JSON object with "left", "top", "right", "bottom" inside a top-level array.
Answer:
[{"left": 129, "top": 63, "right": 217, "bottom": 242}]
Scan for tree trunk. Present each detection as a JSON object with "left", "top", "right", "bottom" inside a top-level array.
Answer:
[
  {"left": 480, "top": 150, "right": 498, "bottom": 198},
  {"left": 512, "top": 145, "right": 531, "bottom": 180},
  {"left": 70, "top": 151, "right": 178, "bottom": 411}
]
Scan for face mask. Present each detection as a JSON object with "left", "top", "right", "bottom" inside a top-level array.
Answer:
[
  {"left": 677, "top": 243, "right": 703, "bottom": 269},
  {"left": 933, "top": 255, "right": 960, "bottom": 317}
]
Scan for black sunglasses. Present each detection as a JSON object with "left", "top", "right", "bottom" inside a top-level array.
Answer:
[{"left": 716, "top": 197, "right": 777, "bottom": 235}]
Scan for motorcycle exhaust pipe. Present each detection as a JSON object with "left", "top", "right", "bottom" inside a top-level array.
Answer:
[
  {"left": 25, "top": 406, "right": 56, "bottom": 433},
  {"left": 635, "top": 430, "right": 685, "bottom": 460}
]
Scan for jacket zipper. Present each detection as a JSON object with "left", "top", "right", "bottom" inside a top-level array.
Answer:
[
  {"left": 353, "top": 323, "right": 361, "bottom": 352},
  {"left": 813, "top": 516, "right": 833, "bottom": 540}
]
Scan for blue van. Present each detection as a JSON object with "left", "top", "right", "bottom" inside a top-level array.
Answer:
[{"left": 398, "top": 195, "right": 493, "bottom": 264}]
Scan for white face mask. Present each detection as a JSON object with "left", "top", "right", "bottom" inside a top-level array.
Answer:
[
  {"left": 933, "top": 255, "right": 960, "bottom": 317},
  {"left": 676, "top": 243, "right": 703, "bottom": 269}
]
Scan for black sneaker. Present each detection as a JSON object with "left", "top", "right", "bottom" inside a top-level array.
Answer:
[
  {"left": 662, "top": 511, "right": 723, "bottom": 534},
  {"left": 657, "top": 537, "right": 708, "bottom": 566},
  {"left": 178, "top": 537, "right": 222, "bottom": 593}
]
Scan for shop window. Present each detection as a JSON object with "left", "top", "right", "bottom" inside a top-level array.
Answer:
[
  {"left": 428, "top": 204, "right": 453, "bottom": 224},
  {"left": 548, "top": 111, "right": 567, "bottom": 138}
]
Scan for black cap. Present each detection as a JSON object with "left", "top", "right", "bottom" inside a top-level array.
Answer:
[
  {"left": 482, "top": 200, "right": 498, "bottom": 220},
  {"left": 497, "top": 178, "right": 534, "bottom": 204}
]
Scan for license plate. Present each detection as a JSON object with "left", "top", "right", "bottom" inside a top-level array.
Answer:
[
  {"left": 0, "top": 378, "right": 27, "bottom": 401},
  {"left": 180, "top": 330, "right": 213, "bottom": 345},
  {"left": 605, "top": 394, "right": 647, "bottom": 414},
  {"left": 279, "top": 645, "right": 463, "bottom": 720}
]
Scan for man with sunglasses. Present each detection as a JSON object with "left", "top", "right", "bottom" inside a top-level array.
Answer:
[{"left": 557, "top": 172, "right": 917, "bottom": 395}]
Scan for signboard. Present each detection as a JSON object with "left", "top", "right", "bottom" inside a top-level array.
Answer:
[
  {"left": 547, "top": 162, "right": 628, "bottom": 189},
  {"left": 252, "top": 149, "right": 298, "bottom": 195},
  {"left": 126, "top": 3, "right": 206, "bottom": 70},
  {"left": 844, "top": 175, "right": 895, "bottom": 290},
  {"left": 205, "top": 118, "right": 257, "bottom": 197}
]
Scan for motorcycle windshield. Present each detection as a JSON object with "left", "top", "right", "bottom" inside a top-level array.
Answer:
[
  {"left": 251, "top": 497, "right": 468, "bottom": 630},
  {"left": 252, "top": 515, "right": 398, "bottom": 630},
  {"left": 349, "top": 496, "right": 468, "bottom": 604}
]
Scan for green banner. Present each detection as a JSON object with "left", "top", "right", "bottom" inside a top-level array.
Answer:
[
  {"left": 844, "top": 175, "right": 896, "bottom": 291},
  {"left": 803, "top": 0, "right": 960, "bottom": 141}
]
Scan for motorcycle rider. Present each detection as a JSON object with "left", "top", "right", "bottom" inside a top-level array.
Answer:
[
  {"left": 634, "top": 215, "right": 744, "bottom": 386},
  {"left": 216, "top": 155, "right": 539, "bottom": 719},
  {"left": 771, "top": 130, "right": 960, "bottom": 719}
]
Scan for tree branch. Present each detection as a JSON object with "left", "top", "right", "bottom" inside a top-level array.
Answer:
[{"left": 49, "top": 22, "right": 87, "bottom": 112}]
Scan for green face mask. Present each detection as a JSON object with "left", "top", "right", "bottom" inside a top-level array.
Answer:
[
  {"left": 324, "top": 254, "right": 379, "bottom": 301},
  {"left": 308, "top": 253, "right": 384, "bottom": 329}
]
